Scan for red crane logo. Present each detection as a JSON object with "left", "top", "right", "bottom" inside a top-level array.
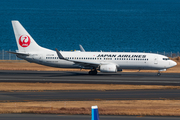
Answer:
[{"left": 19, "top": 35, "right": 31, "bottom": 47}]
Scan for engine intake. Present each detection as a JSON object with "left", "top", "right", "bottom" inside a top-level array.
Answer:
[{"left": 100, "top": 64, "right": 117, "bottom": 73}]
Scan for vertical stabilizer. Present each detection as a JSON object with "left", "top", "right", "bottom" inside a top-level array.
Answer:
[
  {"left": 12, "top": 21, "right": 42, "bottom": 53},
  {"left": 91, "top": 106, "right": 99, "bottom": 120}
]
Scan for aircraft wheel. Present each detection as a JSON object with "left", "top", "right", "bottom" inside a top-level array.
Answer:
[
  {"left": 93, "top": 70, "right": 97, "bottom": 75},
  {"left": 88, "top": 71, "right": 93, "bottom": 75},
  {"left": 88, "top": 70, "right": 97, "bottom": 75},
  {"left": 157, "top": 73, "right": 161, "bottom": 76}
]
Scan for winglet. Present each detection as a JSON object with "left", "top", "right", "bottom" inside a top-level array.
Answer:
[
  {"left": 55, "top": 48, "right": 65, "bottom": 59},
  {"left": 79, "top": 44, "right": 85, "bottom": 52},
  {"left": 91, "top": 106, "right": 99, "bottom": 120}
]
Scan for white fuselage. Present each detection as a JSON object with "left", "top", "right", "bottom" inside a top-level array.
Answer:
[{"left": 17, "top": 49, "right": 177, "bottom": 71}]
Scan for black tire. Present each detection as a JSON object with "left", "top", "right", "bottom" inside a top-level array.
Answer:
[
  {"left": 157, "top": 73, "right": 161, "bottom": 76},
  {"left": 88, "top": 70, "right": 97, "bottom": 75},
  {"left": 88, "top": 71, "right": 93, "bottom": 75},
  {"left": 93, "top": 70, "right": 97, "bottom": 75}
]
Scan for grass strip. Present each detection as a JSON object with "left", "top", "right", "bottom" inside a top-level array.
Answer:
[
  {"left": 0, "top": 100, "right": 180, "bottom": 116},
  {"left": 0, "top": 83, "right": 180, "bottom": 91}
]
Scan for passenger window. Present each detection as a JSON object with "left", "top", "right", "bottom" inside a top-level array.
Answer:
[{"left": 163, "top": 58, "right": 169, "bottom": 60}]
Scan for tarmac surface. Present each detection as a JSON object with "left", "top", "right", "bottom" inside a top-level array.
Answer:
[
  {"left": 0, "top": 70, "right": 180, "bottom": 85},
  {"left": 0, "top": 71, "right": 180, "bottom": 119},
  {"left": 1, "top": 89, "right": 180, "bottom": 102},
  {"left": 0, "top": 114, "right": 180, "bottom": 120}
]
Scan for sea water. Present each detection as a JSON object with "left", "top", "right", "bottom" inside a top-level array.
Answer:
[{"left": 0, "top": 0, "right": 180, "bottom": 52}]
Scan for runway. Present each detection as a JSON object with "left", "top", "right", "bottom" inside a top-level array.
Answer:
[
  {"left": 0, "top": 70, "right": 180, "bottom": 85},
  {"left": 0, "top": 71, "right": 180, "bottom": 119},
  {"left": 0, "top": 114, "right": 180, "bottom": 120},
  {"left": 1, "top": 89, "right": 180, "bottom": 102}
]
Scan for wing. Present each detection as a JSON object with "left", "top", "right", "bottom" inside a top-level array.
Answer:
[{"left": 55, "top": 48, "right": 99, "bottom": 68}]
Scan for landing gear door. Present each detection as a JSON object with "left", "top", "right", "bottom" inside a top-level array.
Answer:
[{"left": 154, "top": 57, "right": 158, "bottom": 64}]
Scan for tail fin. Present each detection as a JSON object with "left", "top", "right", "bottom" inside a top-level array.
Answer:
[
  {"left": 91, "top": 106, "right": 99, "bottom": 120},
  {"left": 12, "top": 21, "right": 42, "bottom": 53}
]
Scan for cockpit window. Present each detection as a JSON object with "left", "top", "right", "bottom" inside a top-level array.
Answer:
[{"left": 163, "top": 58, "right": 170, "bottom": 60}]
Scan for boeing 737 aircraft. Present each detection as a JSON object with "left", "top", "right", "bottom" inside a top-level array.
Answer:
[{"left": 10, "top": 21, "right": 177, "bottom": 75}]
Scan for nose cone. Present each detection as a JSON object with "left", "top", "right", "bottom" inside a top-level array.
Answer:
[{"left": 171, "top": 60, "right": 177, "bottom": 67}]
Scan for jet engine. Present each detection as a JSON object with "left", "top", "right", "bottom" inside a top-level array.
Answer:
[{"left": 100, "top": 64, "right": 117, "bottom": 73}]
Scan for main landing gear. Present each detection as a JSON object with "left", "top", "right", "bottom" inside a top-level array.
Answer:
[{"left": 88, "top": 69, "right": 97, "bottom": 75}]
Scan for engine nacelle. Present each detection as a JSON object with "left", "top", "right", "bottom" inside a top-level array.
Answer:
[{"left": 100, "top": 64, "right": 117, "bottom": 73}]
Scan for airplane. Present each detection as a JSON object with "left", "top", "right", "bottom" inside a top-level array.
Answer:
[{"left": 10, "top": 20, "right": 177, "bottom": 75}]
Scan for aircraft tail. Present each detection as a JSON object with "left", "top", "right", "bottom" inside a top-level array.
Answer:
[
  {"left": 12, "top": 21, "right": 42, "bottom": 53},
  {"left": 91, "top": 106, "right": 99, "bottom": 120}
]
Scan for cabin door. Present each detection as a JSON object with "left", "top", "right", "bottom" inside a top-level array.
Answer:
[{"left": 154, "top": 57, "right": 158, "bottom": 64}]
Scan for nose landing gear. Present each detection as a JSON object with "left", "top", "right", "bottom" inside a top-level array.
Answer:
[{"left": 157, "top": 69, "right": 166, "bottom": 76}]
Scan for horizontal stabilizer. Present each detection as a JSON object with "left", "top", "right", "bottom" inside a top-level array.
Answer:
[{"left": 6, "top": 51, "right": 29, "bottom": 56}]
